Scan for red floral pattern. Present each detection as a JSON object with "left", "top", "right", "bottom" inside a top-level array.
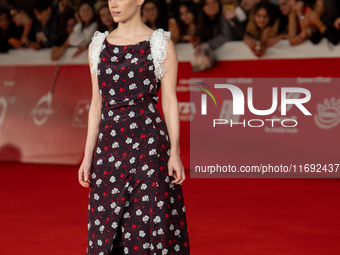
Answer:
[{"left": 86, "top": 36, "right": 190, "bottom": 255}]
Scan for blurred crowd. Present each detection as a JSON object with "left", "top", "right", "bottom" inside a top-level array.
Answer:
[{"left": 0, "top": 0, "right": 339, "bottom": 60}]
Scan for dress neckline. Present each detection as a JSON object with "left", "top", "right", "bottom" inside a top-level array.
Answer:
[{"left": 105, "top": 31, "right": 154, "bottom": 47}]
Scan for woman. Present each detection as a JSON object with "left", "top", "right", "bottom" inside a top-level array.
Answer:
[
  {"left": 69, "top": 2, "right": 97, "bottom": 56},
  {"left": 9, "top": 5, "right": 36, "bottom": 47},
  {"left": 50, "top": 15, "right": 76, "bottom": 60},
  {"left": 141, "top": 0, "right": 168, "bottom": 30},
  {"left": 0, "top": 7, "right": 22, "bottom": 53},
  {"left": 78, "top": 0, "right": 190, "bottom": 254},
  {"left": 97, "top": 4, "right": 117, "bottom": 32},
  {"left": 195, "top": 0, "right": 231, "bottom": 54},
  {"left": 244, "top": 0, "right": 284, "bottom": 57},
  {"left": 305, "top": 0, "right": 340, "bottom": 45},
  {"left": 175, "top": 1, "right": 199, "bottom": 44}
]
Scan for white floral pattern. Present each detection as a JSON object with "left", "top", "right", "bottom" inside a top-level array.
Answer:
[
  {"left": 89, "top": 28, "right": 171, "bottom": 82},
  {"left": 86, "top": 27, "right": 190, "bottom": 255},
  {"left": 89, "top": 31, "right": 109, "bottom": 75}
]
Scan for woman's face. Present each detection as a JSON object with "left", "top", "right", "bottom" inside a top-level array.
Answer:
[
  {"left": 0, "top": 13, "right": 10, "bottom": 30},
  {"left": 179, "top": 5, "right": 194, "bottom": 25},
  {"left": 100, "top": 6, "right": 114, "bottom": 27},
  {"left": 254, "top": 7, "right": 269, "bottom": 28},
  {"left": 279, "top": 0, "right": 291, "bottom": 15},
  {"left": 142, "top": 2, "right": 158, "bottom": 22},
  {"left": 203, "top": 0, "right": 220, "bottom": 18},
  {"left": 79, "top": 3, "right": 94, "bottom": 23},
  {"left": 109, "top": 0, "right": 143, "bottom": 24}
]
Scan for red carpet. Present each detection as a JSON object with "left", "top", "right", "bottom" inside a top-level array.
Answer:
[{"left": 1, "top": 162, "right": 339, "bottom": 255}]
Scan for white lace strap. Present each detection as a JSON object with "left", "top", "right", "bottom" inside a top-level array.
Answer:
[
  {"left": 89, "top": 30, "right": 109, "bottom": 75},
  {"left": 149, "top": 28, "right": 171, "bottom": 82}
]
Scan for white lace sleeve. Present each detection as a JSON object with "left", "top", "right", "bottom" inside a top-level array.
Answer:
[
  {"left": 149, "top": 28, "right": 171, "bottom": 82},
  {"left": 89, "top": 30, "right": 109, "bottom": 75}
]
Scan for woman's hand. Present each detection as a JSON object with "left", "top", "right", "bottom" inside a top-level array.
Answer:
[
  {"left": 75, "top": 11, "right": 82, "bottom": 23},
  {"left": 21, "top": 35, "right": 29, "bottom": 46},
  {"left": 194, "top": 42, "right": 209, "bottom": 56},
  {"left": 73, "top": 46, "right": 87, "bottom": 58},
  {"left": 78, "top": 158, "right": 92, "bottom": 188},
  {"left": 168, "top": 152, "right": 186, "bottom": 185},
  {"left": 334, "top": 17, "right": 340, "bottom": 29},
  {"left": 244, "top": 34, "right": 256, "bottom": 51}
]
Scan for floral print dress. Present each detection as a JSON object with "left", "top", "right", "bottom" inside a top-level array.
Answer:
[{"left": 86, "top": 28, "right": 191, "bottom": 255}]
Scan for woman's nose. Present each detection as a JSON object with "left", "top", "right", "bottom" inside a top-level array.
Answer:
[{"left": 109, "top": 0, "right": 119, "bottom": 8}]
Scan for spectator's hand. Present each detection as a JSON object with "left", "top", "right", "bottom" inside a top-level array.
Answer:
[
  {"left": 28, "top": 42, "right": 41, "bottom": 50},
  {"left": 334, "top": 17, "right": 340, "bottom": 29},
  {"left": 300, "top": 17, "right": 312, "bottom": 37},
  {"left": 8, "top": 38, "right": 23, "bottom": 48},
  {"left": 184, "top": 35, "right": 200, "bottom": 46},
  {"left": 73, "top": 46, "right": 87, "bottom": 58},
  {"left": 222, "top": 5, "right": 236, "bottom": 21},
  {"left": 63, "top": 37, "right": 70, "bottom": 48},
  {"left": 168, "top": 18, "right": 180, "bottom": 43},
  {"left": 280, "top": 34, "right": 289, "bottom": 40},
  {"left": 244, "top": 34, "right": 256, "bottom": 50},
  {"left": 194, "top": 43, "right": 209, "bottom": 56},
  {"left": 299, "top": 30, "right": 307, "bottom": 40},
  {"left": 21, "top": 35, "right": 29, "bottom": 46},
  {"left": 75, "top": 12, "right": 82, "bottom": 23},
  {"left": 189, "top": 36, "right": 200, "bottom": 47}
]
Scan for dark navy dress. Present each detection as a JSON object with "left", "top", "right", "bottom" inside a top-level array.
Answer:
[{"left": 86, "top": 28, "right": 191, "bottom": 255}]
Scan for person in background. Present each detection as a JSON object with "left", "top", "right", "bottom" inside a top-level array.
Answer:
[
  {"left": 9, "top": 5, "right": 36, "bottom": 47},
  {"left": 244, "top": 0, "right": 284, "bottom": 57},
  {"left": 0, "top": 7, "right": 22, "bottom": 53},
  {"left": 69, "top": 1, "right": 97, "bottom": 57},
  {"left": 93, "top": 0, "right": 107, "bottom": 12},
  {"left": 221, "top": 0, "right": 248, "bottom": 41},
  {"left": 141, "top": 0, "right": 168, "bottom": 30},
  {"left": 170, "top": 1, "right": 199, "bottom": 44},
  {"left": 286, "top": 0, "right": 304, "bottom": 45},
  {"left": 57, "top": 0, "right": 74, "bottom": 14},
  {"left": 31, "top": 0, "right": 58, "bottom": 50},
  {"left": 287, "top": 0, "right": 317, "bottom": 46},
  {"left": 195, "top": 0, "right": 261, "bottom": 54},
  {"left": 195, "top": 0, "right": 228, "bottom": 52},
  {"left": 334, "top": 15, "right": 340, "bottom": 28},
  {"left": 0, "top": 0, "right": 9, "bottom": 8},
  {"left": 305, "top": 0, "right": 340, "bottom": 45},
  {"left": 53, "top": 0, "right": 75, "bottom": 47},
  {"left": 277, "top": 0, "right": 291, "bottom": 34},
  {"left": 240, "top": 0, "right": 261, "bottom": 13},
  {"left": 51, "top": 14, "right": 76, "bottom": 60},
  {"left": 97, "top": 4, "right": 117, "bottom": 33}
]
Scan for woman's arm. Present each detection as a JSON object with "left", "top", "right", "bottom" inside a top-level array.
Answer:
[
  {"left": 160, "top": 38, "right": 186, "bottom": 185},
  {"left": 287, "top": 8, "right": 307, "bottom": 46},
  {"left": 78, "top": 47, "right": 102, "bottom": 188},
  {"left": 264, "top": 20, "right": 287, "bottom": 48},
  {"left": 50, "top": 38, "right": 70, "bottom": 61}
]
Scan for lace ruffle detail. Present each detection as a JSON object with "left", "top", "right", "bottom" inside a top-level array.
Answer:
[
  {"left": 89, "top": 30, "right": 109, "bottom": 75},
  {"left": 149, "top": 28, "right": 171, "bottom": 82}
]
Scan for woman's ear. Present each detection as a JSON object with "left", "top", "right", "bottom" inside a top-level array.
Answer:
[{"left": 137, "top": 0, "right": 145, "bottom": 7}]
